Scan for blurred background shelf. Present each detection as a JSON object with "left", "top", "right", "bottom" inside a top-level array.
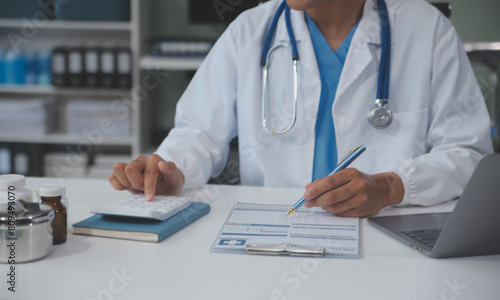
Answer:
[
  {"left": 0, "top": 133, "right": 133, "bottom": 145},
  {"left": 0, "top": 85, "right": 130, "bottom": 97},
  {"left": 140, "top": 55, "right": 203, "bottom": 71},
  {"left": 0, "top": 19, "right": 132, "bottom": 31},
  {"left": 464, "top": 42, "right": 500, "bottom": 151},
  {"left": 0, "top": 0, "right": 142, "bottom": 177}
]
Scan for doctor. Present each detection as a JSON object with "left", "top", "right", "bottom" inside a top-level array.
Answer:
[{"left": 109, "top": 0, "right": 493, "bottom": 217}]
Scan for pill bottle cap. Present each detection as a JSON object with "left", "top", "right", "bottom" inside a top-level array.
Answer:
[
  {"left": 0, "top": 174, "right": 26, "bottom": 190},
  {"left": 39, "top": 184, "right": 65, "bottom": 198}
]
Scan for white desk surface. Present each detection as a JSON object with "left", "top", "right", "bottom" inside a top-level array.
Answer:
[{"left": 3, "top": 177, "right": 499, "bottom": 300}]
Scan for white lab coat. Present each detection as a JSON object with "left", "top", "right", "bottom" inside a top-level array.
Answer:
[{"left": 156, "top": 0, "right": 493, "bottom": 206}]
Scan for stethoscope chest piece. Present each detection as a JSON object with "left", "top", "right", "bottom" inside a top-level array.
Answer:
[{"left": 368, "top": 99, "right": 392, "bottom": 129}]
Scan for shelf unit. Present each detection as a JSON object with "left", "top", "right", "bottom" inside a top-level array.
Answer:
[
  {"left": 140, "top": 55, "right": 204, "bottom": 71},
  {"left": 0, "top": 0, "right": 145, "bottom": 177},
  {"left": 0, "top": 85, "right": 129, "bottom": 97},
  {"left": 0, "top": 19, "right": 132, "bottom": 31},
  {"left": 0, "top": 133, "right": 133, "bottom": 145},
  {"left": 0, "top": 1, "right": 217, "bottom": 177}
]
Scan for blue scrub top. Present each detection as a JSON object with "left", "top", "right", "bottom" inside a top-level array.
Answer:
[{"left": 307, "top": 13, "right": 359, "bottom": 181}]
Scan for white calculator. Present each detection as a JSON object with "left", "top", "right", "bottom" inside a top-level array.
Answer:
[{"left": 90, "top": 194, "right": 192, "bottom": 221}]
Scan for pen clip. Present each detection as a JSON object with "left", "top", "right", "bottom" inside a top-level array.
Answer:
[
  {"left": 337, "top": 145, "right": 360, "bottom": 165},
  {"left": 246, "top": 243, "right": 325, "bottom": 257}
]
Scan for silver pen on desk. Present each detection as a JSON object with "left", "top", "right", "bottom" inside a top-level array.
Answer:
[{"left": 286, "top": 145, "right": 366, "bottom": 216}]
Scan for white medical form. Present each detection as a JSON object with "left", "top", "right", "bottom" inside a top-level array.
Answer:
[{"left": 211, "top": 203, "right": 360, "bottom": 258}]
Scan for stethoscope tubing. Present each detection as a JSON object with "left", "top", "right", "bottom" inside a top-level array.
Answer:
[
  {"left": 377, "top": 0, "right": 391, "bottom": 101},
  {"left": 261, "top": 0, "right": 392, "bottom": 134},
  {"left": 261, "top": 1, "right": 299, "bottom": 135}
]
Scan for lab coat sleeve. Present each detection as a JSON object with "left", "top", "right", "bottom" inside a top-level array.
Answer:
[
  {"left": 154, "top": 24, "right": 239, "bottom": 190},
  {"left": 391, "top": 15, "right": 493, "bottom": 206}
]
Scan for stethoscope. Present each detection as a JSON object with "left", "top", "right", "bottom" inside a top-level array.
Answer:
[{"left": 261, "top": 0, "right": 392, "bottom": 135}]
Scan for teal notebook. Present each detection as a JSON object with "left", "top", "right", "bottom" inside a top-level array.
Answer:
[{"left": 73, "top": 202, "right": 210, "bottom": 243}]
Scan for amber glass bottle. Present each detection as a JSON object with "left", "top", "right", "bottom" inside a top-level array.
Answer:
[{"left": 40, "top": 185, "right": 67, "bottom": 245}]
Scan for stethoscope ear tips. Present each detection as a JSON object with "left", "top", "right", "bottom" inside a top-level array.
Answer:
[{"left": 368, "top": 99, "right": 392, "bottom": 129}]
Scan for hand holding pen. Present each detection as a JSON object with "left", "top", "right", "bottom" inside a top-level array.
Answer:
[
  {"left": 286, "top": 145, "right": 366, "bottom": 216},
  {"left": 287, "top": 145, "right": 366, "bottom": 215},
  {"left": 287, "top": 144, "right": 405, "bottom": 217}
]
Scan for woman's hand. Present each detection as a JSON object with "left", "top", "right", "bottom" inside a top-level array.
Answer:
[{"left": 303, "top": 169, "right": 404, "bottom": 217}]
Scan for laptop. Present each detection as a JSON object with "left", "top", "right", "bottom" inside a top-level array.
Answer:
[{"left": 368, "top": 154, "right": 500, "bottom": 258}]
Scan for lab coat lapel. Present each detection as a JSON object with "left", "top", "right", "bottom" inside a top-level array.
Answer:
[
  {"left": 334, "top": 0, "right": 381, "bottom": 110},
  {"left": 334, "top": 0, "right": 400, "bottom": 112}
]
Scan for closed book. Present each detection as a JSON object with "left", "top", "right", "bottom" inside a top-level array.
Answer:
[{"left": 72, "top": 202, "right": 210, "bottom": 243}]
